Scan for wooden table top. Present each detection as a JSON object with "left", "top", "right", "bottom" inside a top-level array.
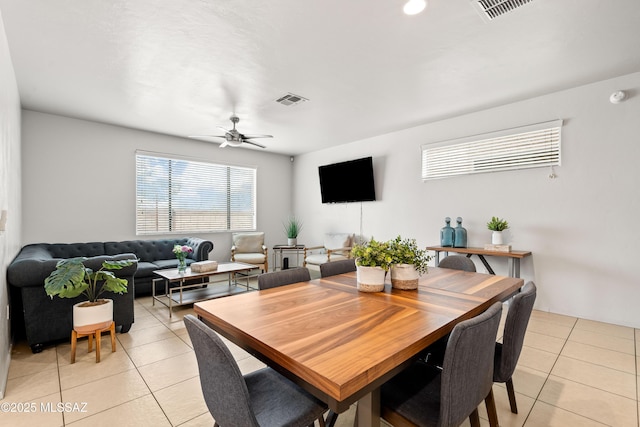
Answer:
[
  {"left": 194, "top": 267, "right": 523, "bottom": 412},
  {"left": 427, "top": 245, "right": 532, "bottom": 258}
]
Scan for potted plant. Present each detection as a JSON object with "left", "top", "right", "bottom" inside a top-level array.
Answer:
[
  {"left": 350, "top": 237, "right": 392, "bottom": 292},
  {"left": 44, "top": 257, "right": 135, "bottom": 333},
  {"left": 283, "top": 216, "right": 303, "bottom": 246},
  {"left": 387, "top": 236, "right": 432, "bottom": 290},
  {"left": 487, "top": 216, "right": 509, "bottom": 244}
]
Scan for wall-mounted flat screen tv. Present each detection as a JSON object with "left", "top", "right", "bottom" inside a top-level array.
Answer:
[{"left": 318, "top": 157, "right": 376, "bottom": 203}]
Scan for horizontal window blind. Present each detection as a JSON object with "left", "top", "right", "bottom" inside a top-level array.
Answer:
[
  {"left": 136, "top": 153, "right": 256, "bottom": 234},
  {"left": 421, "top": 120, "right": 562, "bottom": 180}
]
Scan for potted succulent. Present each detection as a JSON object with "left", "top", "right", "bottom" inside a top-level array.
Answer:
[
  {"left": 487, "top": 216, "right": 509, "bottom": 244},
  {"left": 387, "top": 236, "right": 432, "bottom": 290},
  {"left": 283, "top": 216, "right": 303, "bottom": 246},
  {"left": 44, "top": 257, "right": 135, "bottom": 332},
  {"left": 350, "top": 237, "right": 392, "bottom": 292}
]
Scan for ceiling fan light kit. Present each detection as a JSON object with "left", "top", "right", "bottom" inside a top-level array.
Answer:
[{"left": 189, "top": 115, "right": 272, "bottom": 149}]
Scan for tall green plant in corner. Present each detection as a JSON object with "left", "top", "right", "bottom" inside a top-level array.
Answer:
[
  {"left": 283, "top": 216, "right": 303, "bottom": 239},
  {"left": 44, "top": 257, "right": 134, "bottom": 304}
]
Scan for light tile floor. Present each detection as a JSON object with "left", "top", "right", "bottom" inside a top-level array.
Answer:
[{"left": 2, "top": 292, "right": 639, "bottom": 426}]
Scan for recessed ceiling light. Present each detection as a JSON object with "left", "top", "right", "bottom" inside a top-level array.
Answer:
[{"left": 404, "top": 0, "right": 427, "bottom": 15}]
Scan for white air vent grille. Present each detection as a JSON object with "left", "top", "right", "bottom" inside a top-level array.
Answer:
[
  {"left": 472, "top": 0, "right": 534, "bottom": 21},
  {"left": 275, "top": 93, "right": 309, "bottom": 106},
  {"left": 421, "top": 120, "right": 562, "bottom": 181}
]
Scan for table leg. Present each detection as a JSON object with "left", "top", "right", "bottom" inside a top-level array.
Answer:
[
  {"left": 433, "top": 250, "right": 440, "bottom": 266},
  {"left": 477, "top": 255, "right": 495, "bottom": 275},
  {"left": 509, "top": 258, "right": 521, "bottom": 278},
  {"left": 355, "top": 389, "right": 380, "bottom": 427}
]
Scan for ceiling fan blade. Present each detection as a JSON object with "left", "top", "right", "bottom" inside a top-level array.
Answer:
[
  {"left": 217, "top": 126, "right": 231, "bottom": 133},
  {"left": 242, "top": 134, "right": 273, "bottom": 139},
  {"left": 243, "top": 139, "right": 267, "bottom": 149},
  {"left": 188, "top": 134, "right": 227, "bottom": 139},
  {"left": 219, "top": 140, "right": 229, "bottom": 148}
]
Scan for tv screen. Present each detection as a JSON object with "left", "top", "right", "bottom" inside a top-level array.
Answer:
[{"left": 318, "top": 157, "right": 376, "bottom": 203}]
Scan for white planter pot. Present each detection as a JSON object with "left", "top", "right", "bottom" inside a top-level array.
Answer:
[
  {"left": 73, "top": 299, "right": 113, "bottom": 333},
  {"left": 491, "top": 231, "right": 503, "bottom": 245},
  {"left": 390, "top": 264, "right": 420, "bottom": 290},
  {"left": 287, "top": 237, "right": 297, "bottom": 246},
  {"left": 356, "top": 266, "right": 386, "bottom": 292}
]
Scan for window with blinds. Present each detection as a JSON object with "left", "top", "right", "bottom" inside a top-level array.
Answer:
[
  {"left": 421, "top": 120, "right": 562, "bottom": 180},
  {"left": 136, "top": 153, "right": 256, "bottom": 234}
]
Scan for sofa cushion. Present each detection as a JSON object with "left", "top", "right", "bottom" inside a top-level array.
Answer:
[
  {"left": 135, "top": 261, "right": 161, "bottom": 278},
  {"left": 233, "top": 253, "right": 266, "bottom": 265},
  {"left": 47, "top": 242, "right": 106, "bottom": 258},
  {"left": 305, "top": 254, "right": 347, "bottom": 266}
]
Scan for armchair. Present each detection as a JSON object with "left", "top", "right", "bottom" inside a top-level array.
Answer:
[
  {"left": 303, "top": 233, "right": 354, "bottom": 268},
  {"left": 231, "top": 232, "right": 268, "bottom": 272}
]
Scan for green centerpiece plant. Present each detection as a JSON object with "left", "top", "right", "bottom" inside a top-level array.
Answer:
[
  {"left": 351, "top": 237, "right": 392, "bottom": 292},
  {"left": 387, "top": 235, "right": 431, "bottom": 275}
]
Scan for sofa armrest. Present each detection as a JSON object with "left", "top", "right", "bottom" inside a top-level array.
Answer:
[{"left": 185, "top": 237, "right": 214, "bottom": 261}]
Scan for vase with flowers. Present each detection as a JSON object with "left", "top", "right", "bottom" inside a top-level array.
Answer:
[{"left": 173, "top": 245, "right": 193, "bottom": 272}]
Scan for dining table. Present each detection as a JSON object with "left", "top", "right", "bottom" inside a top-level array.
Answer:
[{"left": 194, "top": 267, "right": 524, "bottom": 427}]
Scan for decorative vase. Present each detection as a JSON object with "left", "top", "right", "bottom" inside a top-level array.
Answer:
[
  {"left": 440, "top": 217, "right": 454, "bottom": 247},
  {"left": 287, "top": 237, "right": 297, "bottom": 246},
  {"left": 356, "top": 266, "right": 386, "bottom": 292},
  {"left": 453, "top": 217, "right": 467, "bottom": 248},
  {"left": 390, "top": 264, "right": 419, "bottom": 290},
  {"left": 178, "top": 257, "right": 187, "bottom": 272},
  {"left": 491, "top": 231, "right": 503, "bottom": 245},
  {"left": 73, "top": 299, "right": 113, "bottom": 333}
]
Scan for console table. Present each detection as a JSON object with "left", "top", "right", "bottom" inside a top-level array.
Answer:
[{"left": 426, "top": 246, "right": 531, "bottom": 278}]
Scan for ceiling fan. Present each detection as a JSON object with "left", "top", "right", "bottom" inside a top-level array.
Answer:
[{"left": 189, "top": 115, "right": 272, "bottom": 149}]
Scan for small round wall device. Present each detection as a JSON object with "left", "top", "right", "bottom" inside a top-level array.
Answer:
[{"left": 609, "top": 90, "right": 627, "bottom": 104}]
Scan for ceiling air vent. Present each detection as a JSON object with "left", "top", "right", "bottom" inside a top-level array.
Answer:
[
  {"left": 471, "top": 0, "right": 534, "bottom": 22},
  {"left": 275, "top": 93, "right": 309, "bottom": 107}
]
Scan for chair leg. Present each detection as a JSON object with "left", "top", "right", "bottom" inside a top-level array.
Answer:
[
  {"left": 506, "top": 377, "right": 518, "bottom": 414},
  {"left": 469, "top": 408, "right": 481, "bottom": 427},
  {"left": 485, "top": 388, "right": 499, "bottom": 427}
]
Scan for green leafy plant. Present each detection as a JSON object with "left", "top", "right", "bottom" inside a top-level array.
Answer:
[
  {"left": 44, "top": 257, "right": 135, "bottom": 303},
  {"left": 351, "top": 237, "right": 393, "bottom": 271},
  {"left": 487, "top": 216, "right": 509, "bottom": 231},
  {"left": 387, "top": 235, "right": 432, "bottom": 274},
  {"left": 283, "top": 216, "right": 303, "bottom": 238}
]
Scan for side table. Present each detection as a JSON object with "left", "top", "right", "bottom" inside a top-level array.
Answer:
[
  {"left": 70, "top": 321, "right": 116, "bottom": 363},
  {"left": 272, "top": 245, "right": 305, "bottom": 271},
  {"left": 427, "top": 246, "right": 531, "bottom": 278}
]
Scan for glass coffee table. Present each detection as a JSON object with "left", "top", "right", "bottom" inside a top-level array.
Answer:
[{"left": 152, "top": 261, "right": 256, "bottom": 317}]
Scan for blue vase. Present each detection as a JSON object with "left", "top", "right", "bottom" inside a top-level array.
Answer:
[
  {"left": 453, "top": 217, "right": 467, "bottom": 248},
  {"left": 440, "top": 217, "right": 454, "bottom": 247}
]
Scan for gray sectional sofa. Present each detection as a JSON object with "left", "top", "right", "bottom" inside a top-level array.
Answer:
[{"left": 7, "top": 237, "right": 213, "bottom": 353}]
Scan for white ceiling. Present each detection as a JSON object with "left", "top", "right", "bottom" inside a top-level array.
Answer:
[{"left": 1, "top": 0, "right": 639, "bottom": 155}]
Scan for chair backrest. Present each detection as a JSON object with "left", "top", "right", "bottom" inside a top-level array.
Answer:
[
  {"left": 438, "top": 255, "right": 476, "bottom": 272},
  {"left": 232, "top": 232, "right": 265, "bottom": 254},
  {"left": 323, "top": 233, "right": 354, "bottom": 255},
  {"left": 494, "top": 281, "right": 537, "bottom": 382},
  {"left": 258, "top": 267, "right": 311, "bottom": 290},
  {"left": 183, "top": 315, "right": 260, "bottom": 427},
  {"left": 320, "top": 259, "right": 357, "bottom": 277},
  {"left": 439, "top": 302, "right": 502, "bottom": 427}
]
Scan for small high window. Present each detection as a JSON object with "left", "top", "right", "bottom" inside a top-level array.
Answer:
[{"left": 421, "top": 120, "right": 562, "bottom": 180}]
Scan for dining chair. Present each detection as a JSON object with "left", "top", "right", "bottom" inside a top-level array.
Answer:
[
  {"left": 320, "top": 258, "right": 357, "bottom": 277},
  {"left": 493, "top": 281, "right": 537, "bottom": 414},
  {"left": 381, "top": 302, "right": 503, "bottom": 427},
  {"left": 184, "top": 315, "right": 328, "bottom": 427},
  {"left": 257, "top": 267, "right": 311, "bottom": 290},
  {"left": 438, "top": 254, "right": 476, "bottom": 272}
]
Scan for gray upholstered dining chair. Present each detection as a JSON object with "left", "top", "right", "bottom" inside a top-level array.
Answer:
[
  {"left": 381, "top": 302, "right": 503, "bottom": 427},
  {"left": 492, "top": 281, "right": 537, "bottom": 414},
  {"left": 320, "top": 259, "right": 357, "bottom": 278},
  {"left": 184, "top": 315, "right": 328, "bottom": 427},
  {"left": 438, "top": 254, "right": 476, "bottom": 272},
  {"left": 257, "top": 267, "right": 311, "bottom": 290}
]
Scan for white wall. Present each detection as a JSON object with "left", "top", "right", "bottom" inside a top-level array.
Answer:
[
  {"left": 0, "top": 11, "right": 22, "bottom": 398},
  {"left": 21, "top": 111, "right": 294, "bottom": 262},
  {"left": 293, "top": 72, "right": 640, "bottom": 328}
]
